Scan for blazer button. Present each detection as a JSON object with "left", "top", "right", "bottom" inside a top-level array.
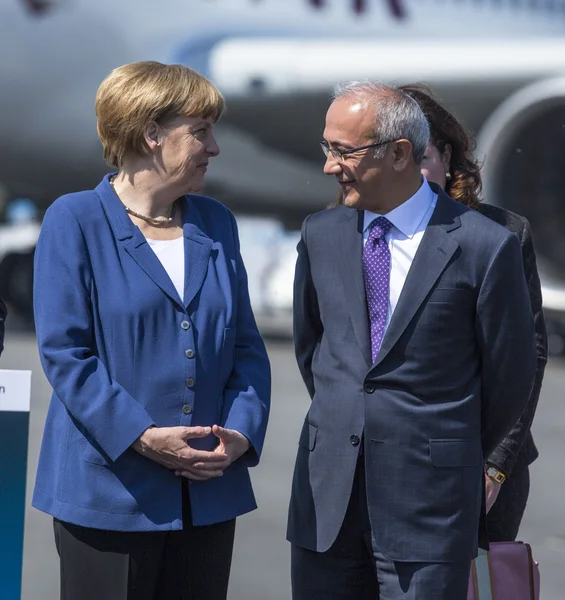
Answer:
[
  {"left": 182, "top": 404, "right": 193, "bottom": 415},
  {"left": 185, "top": 377, "right": 194, "bottom": 388},
  {"left": 364, "top": 384, "right": 375, "bottom": 394},
  {"left": 350, "top": 435, "right": 360, "bottom": 447},
  {"left": 185, "top": 349, "right": 195, "bottom": 359},
  {"left": 181, "top": 320, "right": 190, "bottom": 330}
]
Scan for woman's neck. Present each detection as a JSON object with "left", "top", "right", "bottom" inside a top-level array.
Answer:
[{"left": 112, "top": 168, "right": 181, "bottom": 219}]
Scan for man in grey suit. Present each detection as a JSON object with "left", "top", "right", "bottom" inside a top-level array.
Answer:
[{"left": 287, "top": 82, "right": 537, "bottom": 600}]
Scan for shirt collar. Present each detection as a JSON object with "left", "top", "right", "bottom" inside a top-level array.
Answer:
[{"left": 363, "top": 178, "right": 437, "bottom": 239}]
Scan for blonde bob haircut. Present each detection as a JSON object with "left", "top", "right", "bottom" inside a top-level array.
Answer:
[{"left": 95, "top": 61, "right": 225, "bottom": 168}]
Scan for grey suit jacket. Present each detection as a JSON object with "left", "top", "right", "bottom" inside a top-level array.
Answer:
[{"left": 287, "top": 187, "right": 537, "bottom": 563}]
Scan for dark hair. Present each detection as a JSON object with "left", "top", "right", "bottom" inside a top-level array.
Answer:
[{"left": 399, "top": 84, "right": 482, "bottom": 209}]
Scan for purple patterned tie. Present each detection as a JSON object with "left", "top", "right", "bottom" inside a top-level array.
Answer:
[{"left": 363, "top": 216, "right": 393, "bottom": 362}]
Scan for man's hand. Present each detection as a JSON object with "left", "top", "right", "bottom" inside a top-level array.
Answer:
[
  {"left": 177, "top": 425, "right": 251, "bottom": 478},
  {"left": 132, "top": 426, "right": 228, "bottom": 481},
  {"left": 485, "top": 473, "right": 503, "bottom": 513}
]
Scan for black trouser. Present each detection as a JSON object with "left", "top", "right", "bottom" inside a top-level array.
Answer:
[
  {"left": 291, "top": 458, "right": 470, "bottom": 600},
  {"left": 487, "top": 465, "right": 530, "bottom": 542},
  {"left": 53, "top": 482, "right": 236, "bottom": 600}
]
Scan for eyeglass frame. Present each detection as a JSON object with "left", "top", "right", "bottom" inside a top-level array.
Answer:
[{"left": 320, "top": 139, "right": 396, "bottom": 162}]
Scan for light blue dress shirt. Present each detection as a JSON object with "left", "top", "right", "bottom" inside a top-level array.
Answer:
[{"left": 363, "top": 178, "right": 437, "bottom": 332}]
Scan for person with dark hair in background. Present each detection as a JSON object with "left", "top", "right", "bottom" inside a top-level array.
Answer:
[
  {"left": 0, "top": 297, "right": 6, "bottom": 356},
  {"left": 32, "top": 61, "right": 271, "bottom": 600},
  {"left": 399, "top": 84, "right": 547, "bottom": 542},
  {"left": 289, "top": 81, "right": 536, "bottom": 600}
]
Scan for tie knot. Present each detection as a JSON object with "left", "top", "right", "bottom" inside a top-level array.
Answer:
[{"left": 368, "top": 216, "right": 393, "bottom": 240}]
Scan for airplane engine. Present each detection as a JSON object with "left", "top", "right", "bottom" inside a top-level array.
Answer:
[{"left": 477, "top": 77, "right": 565, "bottom": 354}]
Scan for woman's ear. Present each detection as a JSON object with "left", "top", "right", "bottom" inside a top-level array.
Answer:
[
  {"left": 441, "top": 143, "right": 452, "bottom": 171},
  {"left": 144, "top": 122, "right": 161, "bottom": 150}
]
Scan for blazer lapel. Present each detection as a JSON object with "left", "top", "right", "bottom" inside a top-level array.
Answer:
[
  {"left": 181, "top": 199, "right": 212, "bottom": 309},
  {"left": 96, "top": 175, "right": 212, "bottom": 310},
  {"left": 122, "top": 236, "right": 184, "bottom": 307},
  {"left": 96, "top": 175, "right": 183, "bottom": 308},
  {"left": 373, "top": 192, "right": 461, "bottom": 368},
  {"left": 336, "top": 208, "right": 372, "bottom": 367}
]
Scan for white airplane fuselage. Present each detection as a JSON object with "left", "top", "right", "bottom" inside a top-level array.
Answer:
[{"left": 0, "top": 0, "right": 564, "bottom": 207}]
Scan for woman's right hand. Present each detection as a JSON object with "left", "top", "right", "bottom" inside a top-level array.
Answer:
[{"left": 132, "top": 426, "right": 229, "bottom": 480}]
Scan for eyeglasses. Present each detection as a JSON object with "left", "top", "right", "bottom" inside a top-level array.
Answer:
[{"left": 320, "top": 139, "right": 395, "bottom": 163}]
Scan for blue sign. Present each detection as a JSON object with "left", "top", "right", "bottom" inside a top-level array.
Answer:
[{"left": 0, "top": 370, "right": 31, "bottom": 600}]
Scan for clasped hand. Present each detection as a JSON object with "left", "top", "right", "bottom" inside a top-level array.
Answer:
[{"left": 133, "top": 424, "right": 250, "bottom": 481}]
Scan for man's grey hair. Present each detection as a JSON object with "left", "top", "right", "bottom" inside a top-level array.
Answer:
[{"left": 332, "top": 81, "right": 429, "bottom": 164}]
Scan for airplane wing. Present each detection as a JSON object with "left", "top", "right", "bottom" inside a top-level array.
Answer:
[{"left": 207, "top": 125, "right": 335, "bottom": 224}]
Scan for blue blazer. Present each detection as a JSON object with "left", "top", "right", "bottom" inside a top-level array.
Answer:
[{"left": 32, "top": 174, "right": 271, "bottom": 531}]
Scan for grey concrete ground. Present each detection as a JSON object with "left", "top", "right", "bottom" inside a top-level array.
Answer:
[{"left": 1, "top": 330, "right": 563, "bottom": 599}]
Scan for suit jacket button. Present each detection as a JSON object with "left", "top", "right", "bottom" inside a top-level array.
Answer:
[
  {"left": 350, "top": 435, "right": 360, "bottom": 447},
  {"left": 182, "top": 404, "right": 193, "bottom": 415},
  {"left": 364, "top": 384, "right": 375, "bottom": 394}
]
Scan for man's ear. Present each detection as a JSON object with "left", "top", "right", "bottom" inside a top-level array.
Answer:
[{"left": 391, "top": 139, "right": 413, "bottom": 172}]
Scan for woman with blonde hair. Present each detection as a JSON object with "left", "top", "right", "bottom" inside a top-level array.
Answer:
[{"left": 32, "top": 61, "right": 271, "bottom": 600}]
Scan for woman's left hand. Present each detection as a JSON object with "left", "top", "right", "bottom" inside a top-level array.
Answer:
[
  {"left": 485, "top": 473, "right": 502, "bottom": 513},
  {"left": 176, "top": 425, "right": 250, "bottom": 478}
]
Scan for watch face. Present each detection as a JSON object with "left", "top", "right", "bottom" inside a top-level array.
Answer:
[{"left": 487, "top": 467, "right": 505, "bottom": 483}]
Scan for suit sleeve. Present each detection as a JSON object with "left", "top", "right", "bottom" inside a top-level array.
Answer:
[
  {"left": 221, "top": 212, "right": 271, "bottom": 468},
  {"left": 0, "top": 297, "right": 6, "bottom": 356},
  {"left": 293, "top": 215, "right": 323, "bottom": 400},
  {"left": 486, "top": 219, "right": 547, "bottom": 476},
  {"left": 475, "top": 231, "right": 537, "bottom": 459},
  {"left": 34, "top": 203, "right": 155, "bottom": 462}
]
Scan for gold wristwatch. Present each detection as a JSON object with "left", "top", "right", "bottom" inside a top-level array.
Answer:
[{"left": 485, "top": 465, "right": 507, "bottom": 484}]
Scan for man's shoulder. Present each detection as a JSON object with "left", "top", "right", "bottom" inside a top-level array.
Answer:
[
  {"left": 304, "top": 205, "right": 355, "bottom": 230},
  {"left": 447, "top": 198, "right": 516, "bottom": 246}
]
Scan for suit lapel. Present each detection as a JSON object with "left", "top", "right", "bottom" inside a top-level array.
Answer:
[
  {"left": 373, "top": 192, "right": 461, "bottom": 368},
  {"left": 336, "top": 209, "right": 372, "bottom": 367}
]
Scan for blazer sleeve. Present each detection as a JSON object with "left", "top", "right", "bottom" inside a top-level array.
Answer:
[
  {"left": 293, "top": 215, "right": 324, "bottom": 400},
  {"left": 475, "top": 232, "right": 537, "bottom": 459},
  {"left": 220, "top": 212, "right": 271, "bottom": 468},
  {"left": 34, "top": 203, "right": 155, "bottom": 463},
  {"left": 486, "top": 219, "right": 548, "bottom": 476},
  {"left": 0, "top": 297, "right": 6, "bottom": 356}
]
